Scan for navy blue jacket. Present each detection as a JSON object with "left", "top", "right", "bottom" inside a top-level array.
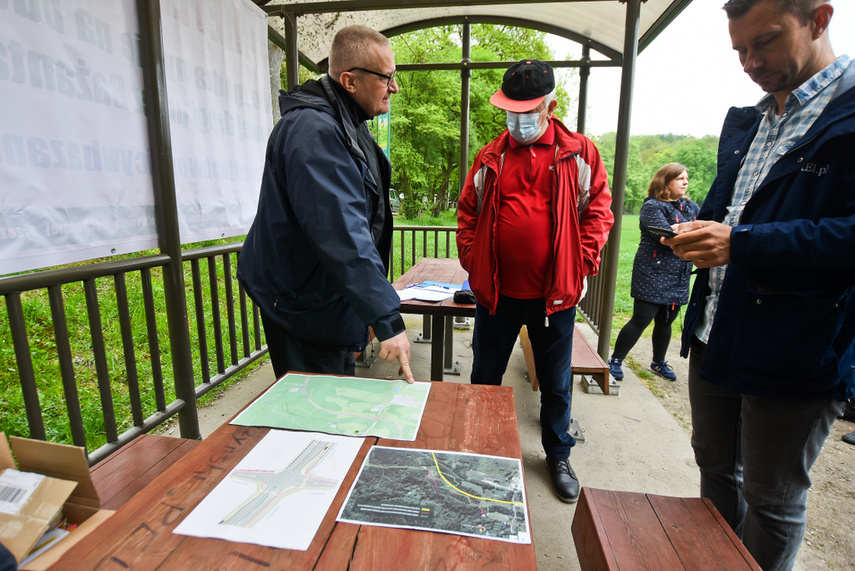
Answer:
[
  {"left": 632, "top": 196, "right": 699, "bottom": 305},
  {"left": 681, "top": 64, "right": 855, "bottom": 400},
  {"left": 237, "top": 77, "right": 403, "bottom": 349}
]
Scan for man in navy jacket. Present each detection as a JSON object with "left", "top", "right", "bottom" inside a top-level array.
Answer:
[
  {"left": 665, "top": 1, "right": 854, "bottom": 569},
  {"left": 238, "top": 26, "right": 413, "bottom": 383}
]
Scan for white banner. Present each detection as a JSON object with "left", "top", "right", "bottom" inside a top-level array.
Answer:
[
  {"left": 0, "top": 0, "right": 155, "bottom": 274},
  {"left": 0, "top": 0, "right": 272, "bottom": 275},
  {"left": 160, "top": 0, "right": 271, "bottom": 244}
]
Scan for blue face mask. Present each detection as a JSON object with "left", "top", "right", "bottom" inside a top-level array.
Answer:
[{"left": 506, "top": 110, "right": 544, "bottom": 144}]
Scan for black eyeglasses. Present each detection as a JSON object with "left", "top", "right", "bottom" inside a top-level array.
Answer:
[{"left": 347, "top": 67, "right": 397, "bottom": 87}]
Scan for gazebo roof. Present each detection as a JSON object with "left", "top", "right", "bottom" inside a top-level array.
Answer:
[{"left": 257, "top": 0, "right": 693, "bottom": 65}]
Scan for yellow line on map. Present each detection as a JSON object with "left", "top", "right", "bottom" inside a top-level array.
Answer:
[{"left": 431, "top": 453, "right": 523, "bottom": 505}]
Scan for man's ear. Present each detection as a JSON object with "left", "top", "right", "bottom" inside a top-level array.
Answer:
[
  {"left": 812, "top": 3, "right": 833, "bottom": 39},
  {"left": 547, "top": 98, "right": 558, "bottom": 117},
  {"left": 338, "top": 71, "right": 358, "bottom": 94}
]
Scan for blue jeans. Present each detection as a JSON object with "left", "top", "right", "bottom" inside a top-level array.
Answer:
[
  {"left": 688, "top": 339, "right": 844, "bottom": 571},
  {"left": 472, "top": 297, "right": 576, "bottom": 459}
]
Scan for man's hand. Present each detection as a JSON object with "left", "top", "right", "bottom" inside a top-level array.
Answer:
[
  {"left": 379, "top": 331, "right": 415, "bottom": 383},
  {"left": 662, "top": 220, "right": 733, "bottom": 268}
]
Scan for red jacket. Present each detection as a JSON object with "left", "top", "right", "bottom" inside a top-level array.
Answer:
[{"left": 456, "top": 119, "right": 614, "bottom": 315}]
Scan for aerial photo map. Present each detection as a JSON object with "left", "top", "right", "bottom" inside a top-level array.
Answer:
[
  {"left": 231, "top": 373, "right": 431, "bottom": 441},
  {"left": 337, "top": 446, "right": 530, "bottom": 544}
]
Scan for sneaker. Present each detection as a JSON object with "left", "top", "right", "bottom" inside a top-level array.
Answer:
[
  {"left": 608, "top": 358, "right": 624, "bottom": 380},
  {"left": 650, "top": 360, "right": 677, "bottom": 381},
  {"left": 843, "top": 431, "right": 855, "bottom": 446},
  {"left": 841, "top": 400, "right": 855, "bottom": 422},
  {"left": 546, "top": 456, "right": 580, "bottom": 503}
]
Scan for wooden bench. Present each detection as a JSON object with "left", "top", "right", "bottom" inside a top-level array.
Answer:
[
  {"left": 571, "top": 487, "right": 761, "bottom": 570},
  {"left": 521, "top": 324, "right": 611, "bottom": 394},
  {"left": 90, "top": 434, "right": 200, "bottom": 510}
]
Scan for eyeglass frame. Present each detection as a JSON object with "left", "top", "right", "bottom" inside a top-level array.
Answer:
[{"left": 347, "top": 67, "right": 397, "bottom": 87}]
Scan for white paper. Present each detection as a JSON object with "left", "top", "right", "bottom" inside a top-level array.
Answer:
[
  {"left": 397, "top": 286, "right": 455, "bottom": 302},
  {"left": 0, "top": 469, "right": 45, "bottom": 515},
  {"left": 20, "top": 527, "right": 70, "bottom": 566},
  {"left": 173, "top": 430, "right": 363, "bottom": 551}
]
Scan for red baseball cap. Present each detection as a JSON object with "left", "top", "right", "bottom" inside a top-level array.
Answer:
[{"left": 489, "top": 59, "right": 555, "bottom": 112}]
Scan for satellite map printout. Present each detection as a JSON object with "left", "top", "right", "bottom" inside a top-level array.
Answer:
[{"left": 337, "top": 446, "right": 530, "bottom": 544}]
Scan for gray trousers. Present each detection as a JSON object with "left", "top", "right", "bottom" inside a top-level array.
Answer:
[{"left": 688, "top": 340, "right": 843, "bottom": 571}]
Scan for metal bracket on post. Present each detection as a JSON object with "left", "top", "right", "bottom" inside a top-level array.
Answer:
[{"left": 569, "top": 417, "right": 586, "bottom": 444}]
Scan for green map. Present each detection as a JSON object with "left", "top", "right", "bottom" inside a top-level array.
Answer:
[
  {"left": 230, "top": 374, "right": 431, "bottom": 441},
  {"left": 337, "top": 446, "right": 530, "bottom": 544}
]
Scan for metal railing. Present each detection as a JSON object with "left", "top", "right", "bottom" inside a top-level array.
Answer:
[
  {"left": 0, "top": 243, "right": 266, "bottom": 465},
  {"left": 1, "top": 226, "right": 609, "bottom": 466},
  {"left": 390, "top": 225, "right": 458, "bottom": 281}
]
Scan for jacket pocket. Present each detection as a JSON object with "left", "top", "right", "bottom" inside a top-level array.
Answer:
[{"left": 734, "top": 287, "right": 845, "bottom": 380}]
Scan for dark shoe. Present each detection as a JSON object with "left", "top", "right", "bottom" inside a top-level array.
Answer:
[
  {"left": 650, "top": 360, "right": 677, "bottom": 381},
  {"left": 843, "top": 431, "right": 855, "bottom": 446},
  {"left": 546, "top": 456, "right": 580, "bottom": 503},
  {"left": 842, "top": 400, "right": 855, "bottom": 422},
  {"left": 608, "top": 358, "right": 624, "bottom": 380}
]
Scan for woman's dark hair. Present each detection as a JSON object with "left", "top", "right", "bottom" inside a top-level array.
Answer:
[{"left": 647, "top": 163, "right": 688, "bottom": 201}]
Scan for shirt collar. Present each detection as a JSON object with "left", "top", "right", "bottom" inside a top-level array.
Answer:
[
  {"left": 508, "top": 118, "right": 556, "bottom": 149},
  {"left": 756, "top": 54, "right": 850, "bottom": 115}
]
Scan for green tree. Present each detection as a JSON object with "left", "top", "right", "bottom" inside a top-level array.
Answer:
[
  {"left": 673, "top": 136, "right": 718, "bottom": 206},
  {"left": 389, "top": 25, "right": 566, "bottom": 218},
  {"left": 594, "top": 133, "right": 719, "bottom": 213}
]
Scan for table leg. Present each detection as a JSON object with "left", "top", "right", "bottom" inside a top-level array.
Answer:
[
  {"left": 443, "top": 316, "right": 462, "bottom": 375},
  {"left": 414, "top": 315, "right": 432, "bottom": 343},
  {"left": 430, "top": 314, "right": 444, "bottom": 381}
]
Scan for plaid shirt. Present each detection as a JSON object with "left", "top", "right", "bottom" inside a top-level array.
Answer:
[{"left": 697, "top": 55, "right": 851, "bottom": 344}]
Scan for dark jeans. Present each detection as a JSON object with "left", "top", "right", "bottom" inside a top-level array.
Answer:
[
  {"left": 612, "top": 299, "right": 680, "bottom": 362},
  {"left": 261, "top": 312, "right": 356, "bottom": 379},
  {"left": 471, "top": 297, "right": 576, "bottom": 459},
  {"left": 688, "top": 338, "right": 844, "bottom": 571}
]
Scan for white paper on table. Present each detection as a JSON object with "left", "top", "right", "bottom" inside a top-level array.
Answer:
[
  {"left": 173, "top": 430, "right": 363, "bottom": 551},
  {"left": 397, "top": 286, "right": 454, "bottom": 302}
]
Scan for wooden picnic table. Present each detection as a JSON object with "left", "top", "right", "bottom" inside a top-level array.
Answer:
[
  {"left": 393, "top": 257, "right": 474, "bottom": 381},
  {"left": 49, "top": 378, "right": 536, "bottom": 570}
]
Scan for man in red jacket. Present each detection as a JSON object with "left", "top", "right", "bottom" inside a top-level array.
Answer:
[{"left": 457, "top": 60, "right": 614, "bottom": 503}]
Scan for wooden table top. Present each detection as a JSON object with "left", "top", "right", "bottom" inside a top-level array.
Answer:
[
  {"left": 50, "top": 380, "right": 535, "bottom": 570},
  {"left": 393, "top": 257, "right": 475, "bottom": 317}
]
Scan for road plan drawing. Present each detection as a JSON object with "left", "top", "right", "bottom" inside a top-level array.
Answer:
[
  {"left": 231, "top": 373, "right": 431, "bottom": 441},
  {"left": 337, "top": 446, "right": 531, "bottom": 544},
  {"left": 173, "top": 430, "right": 363, "bottom": 551}
]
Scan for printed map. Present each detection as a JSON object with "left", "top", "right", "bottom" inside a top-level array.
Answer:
[
  {"left": 231, "top": 373, "right": 431, "bottom": 441},
  {"left": 338, "top": 446, "right": 530, "bottom": 544},
  {"left": 173, "top": 430, "right": 363, "bottom": 551}
]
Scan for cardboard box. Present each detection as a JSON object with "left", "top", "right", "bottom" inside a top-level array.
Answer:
[{"left": 0, "top": 433, "right": 114, "bottom": 570}]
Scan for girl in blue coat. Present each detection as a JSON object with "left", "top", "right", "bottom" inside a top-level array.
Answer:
[{"left": 609, "top": 163, "right": 699, "bottom": 381}]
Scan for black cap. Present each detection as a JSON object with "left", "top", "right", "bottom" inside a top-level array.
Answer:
[{"left": 490, "top": 59, "right": 555, "bottom": 112}]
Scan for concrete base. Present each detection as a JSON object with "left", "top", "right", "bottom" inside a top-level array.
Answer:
[{"left": 580, "top": 374, "right": 621, "bottom": 396}]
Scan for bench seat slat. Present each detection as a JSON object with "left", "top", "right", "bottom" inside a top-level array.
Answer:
[{"left": 91, "top": 434, "right": 200, "bottom": 510}]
